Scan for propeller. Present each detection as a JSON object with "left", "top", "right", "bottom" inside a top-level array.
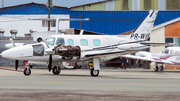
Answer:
[
  {"left": 48, "top": 55, "right": 52, "bottom": 72},
  {"left": 15, "top": 60, "right": 18, "bottom": 70}
]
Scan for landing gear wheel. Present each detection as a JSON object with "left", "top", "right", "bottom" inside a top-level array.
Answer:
[
  {"left": 23, "top": 68, "right": 31, "bottom": 76},
  {"left": 90, "top": 68, "right": 99, "bottom": 77},
  {"left": 52, "top": 66, "right": 61, "bottom": 75},
  {"left": 160, "top": 65, "right": 164, "bottom": 71},
  {"left": 154, "top": 66, "right": 158, "bottom": 72}
]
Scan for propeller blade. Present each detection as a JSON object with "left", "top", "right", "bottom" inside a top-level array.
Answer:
[
  {"left": 9, "top": 38, "right": 15, "bottom": 47},
  {"left": 15, "top": 60, "right": 18, "bottom": 70},
  {"left": 48, "top": 55, "right": 52, "bottom": 72}
]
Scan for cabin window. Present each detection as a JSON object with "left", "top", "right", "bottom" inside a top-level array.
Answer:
[
  {"left": 170, "top": 50, "right": 173, "bottom": 54},
  {"left": 80, "top": 39, "right": 88, "bottom": 46},
  {"left": 46, "top": 37, "right": 55, "bottom": 45},
  {"left": 56, "top": 38, "right": 65, "bottom": 45},
  {"left": 68, "top": 39, "right": 74, "bottom": 45},
  {"left": 175, "top": 51, "right": 180, "bottom": 55},
  {"left": 93, "top": 39, "right": 101, "bottom": 46},
  {"left": 33, "top": 44, "right": 44, "bottom": 56}
]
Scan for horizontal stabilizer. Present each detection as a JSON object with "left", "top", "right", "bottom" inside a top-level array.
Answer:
[{"left": 28, "top": 18, "right": 90, "bottom": 21}]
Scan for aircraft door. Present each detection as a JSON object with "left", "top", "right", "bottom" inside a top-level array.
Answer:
[{"left": 33, "top": 44, "right": 44, "bottom": 56}]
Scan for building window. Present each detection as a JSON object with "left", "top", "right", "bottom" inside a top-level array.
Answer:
[
  {"left": 122, "top": 0, "right": 129, "bottom": 10},
  {"left": 68, "top": 39, "right": 74, "bottom": 45},
  {"left": 165, "top": 37, "right": 180, "bottom": 46},
  {"left": 166, "top": 0, "right": 180, "bottom": 10},
  {"left": 80, "top": 39, "right": 88, "bottom": 46},
  {"left": 42, "top": 20, "right": 56, "bottom": 27},
  {"left": 93, "top": 39, "right": 101, "bottom": 46},
  {"left": 144, "top": 0, "right": 151, "bottom": 10}
]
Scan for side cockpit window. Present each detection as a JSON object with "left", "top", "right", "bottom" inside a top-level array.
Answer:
[
  {"left": 163, "top": 49, "right": 169, "bottom": 54},
  {"left": 56, "top": 38, "right": 65, "bottom": 45},
  {"left": 33, "top": 44, "right": 44, "bottom": 56},
  {"left": 46, "top": 37, "right": 55, "bottom": 45}
]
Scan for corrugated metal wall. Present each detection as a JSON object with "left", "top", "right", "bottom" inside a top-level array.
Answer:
[{"left": 70, "top": 11, "right": 180, "bottom": 35}]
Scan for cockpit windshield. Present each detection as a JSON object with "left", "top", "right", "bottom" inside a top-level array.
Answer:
[
  {"left": 46, "top": 37, "right": 55, "bottom": 45},
  {"left": 163, "top": 49, "right": 169, "bottom": 54}
]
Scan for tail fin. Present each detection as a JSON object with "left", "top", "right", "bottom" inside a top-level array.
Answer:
[{"left": 129, "top": 9, "right": 158, "bottom": 40}]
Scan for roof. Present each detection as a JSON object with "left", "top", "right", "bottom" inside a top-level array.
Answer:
[
  {"left": 0, "top": 2, "right": 68, "bottom": 9},
  {"left": 153, "top": 17, "right": 180, "bottom": 31},
  {"left": 70, "top": 0, "right": 112, "bottom": 8},
  {"left": 0, "top": 2, "right": 70, "bottom": 15}
]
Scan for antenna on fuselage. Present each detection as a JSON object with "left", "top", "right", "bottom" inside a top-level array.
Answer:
[{"left": 28, "top": 18, "right": 90, "bottom": 34}]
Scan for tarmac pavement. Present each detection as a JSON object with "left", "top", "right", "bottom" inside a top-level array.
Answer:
[{"left": 1, "top": 66, "right": 180, "bottom": 101}]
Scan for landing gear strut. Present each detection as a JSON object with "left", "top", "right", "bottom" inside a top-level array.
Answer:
[
  {"left": 154, "top": 66, "right": 158, "bottom": 72},
  {"left": 52, "top": 66, "right": 61, "bottom": 75},
  {"left": 160, "top": 64, "right": 164, "bottom": 71},
  {"left": 154, "top": 63, "right": 158, "bottom": 72}
]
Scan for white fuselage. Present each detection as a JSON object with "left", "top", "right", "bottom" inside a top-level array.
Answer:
[{"left": 2, "top": 34, "right": 149, "bottom": 62}]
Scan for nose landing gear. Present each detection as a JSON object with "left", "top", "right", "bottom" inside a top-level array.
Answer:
[
  {"left": 23, "top": 68, "right": 31, "bottom": 76},
  {"left": 52, "top": 66, "right": 61, "bottom": 75}
]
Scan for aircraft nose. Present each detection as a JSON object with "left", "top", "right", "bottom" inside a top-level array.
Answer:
[
  {"left": 2, "top": 45, "right": 33, "bottom": 60},
  {"left": 2, "top": 48, "right": 16, "bottom": 59}
]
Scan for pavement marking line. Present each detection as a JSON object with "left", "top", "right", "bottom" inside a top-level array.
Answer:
[
  {"left": 1, "top": 80, "right": 180, "bottom": 87},
  {"left": 75, "top": 69, "right": 82, "bottom": 71},
  {"left": 39, "top": 68, "right": 48, "bottom": 71},
  {"left": 0, "top": 68, "right": 23, "bottom": 72}
]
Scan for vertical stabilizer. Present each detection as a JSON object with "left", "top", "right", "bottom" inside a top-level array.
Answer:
[{"left": 129, "top": 9, "right": 158, "bottom": 40}]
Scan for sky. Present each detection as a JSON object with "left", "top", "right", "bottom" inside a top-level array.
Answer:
[{"left": 0, "top": 0, "right": 104, "bottom": 7}]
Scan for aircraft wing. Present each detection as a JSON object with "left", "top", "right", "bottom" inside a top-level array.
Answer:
[
  {"left": 140, "top": 42, "right": 178, "bottom": 47},
  {"left": 121, "top": 54, "right": 173, "bottom": 64},
  {"left": 84, "top": 50, "right": 126, "bottom": 58}
]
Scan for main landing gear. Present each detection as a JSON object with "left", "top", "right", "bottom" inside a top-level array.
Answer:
[
  {"left": 154, "top": 63, "right": 164, "bottom": 72},
  {"left": 90, "top": 68, "right": 99, "bottom": 77},
  {"left": 89, "top": 58, "right": 100, "bottom": 77}
]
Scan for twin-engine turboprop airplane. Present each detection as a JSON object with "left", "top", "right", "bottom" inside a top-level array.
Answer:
[
  {"left": 1, "top": 10, "right": 175, "bottom": 77},
  {"left": 122, "top": 47, "right": 180, "bottom": 71}
]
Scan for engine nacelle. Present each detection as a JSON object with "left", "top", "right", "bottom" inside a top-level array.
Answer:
[{"left": 55, "top": 45, "right": 81, "bottom": 59}]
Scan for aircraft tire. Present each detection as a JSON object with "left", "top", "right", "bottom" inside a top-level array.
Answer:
[
  {"left": 23, "top": 68, "right": 31, "bottom": 76},
  {"left": 154, "top": 66, "right": 158, "bottom": 72},
  {"left": 52, "top": 66, "right": 61, "bottom": 75},
  {"left": 90, "top": 68, "right": 99, "bottom": 77},
  {"left": 160, "top": 65, "right": 164, "bottom": 71}
]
